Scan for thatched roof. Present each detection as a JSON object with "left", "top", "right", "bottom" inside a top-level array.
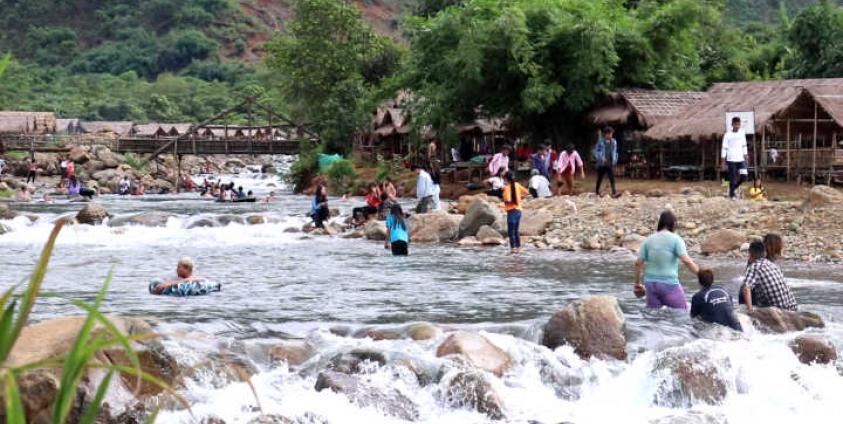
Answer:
[
  {"left": 0, "top": 112, "right": 57, "bottom": 134},
  {"left": 80, "top": 121, "right": 134, "bottom": 136},
  {"left": 587, "top": 89, "right": 706, "bottom": 129},
  {"left": 56, "top": 119, "right": 80, "bottom": 133},
  {"left": 372, "top": 108, "right": 410, "bottom": 138},
  {"left": 133, "top": 123, "right": 167, "bottom": 137},
  {"left": 645, "top": 78, "right": 843, "bottom": 141},
  {"left": 456, "top": 117, "right": 508, "bottom": 134},
  {"left": 169, "top": 123, "right": 193, "bottom": 135}
]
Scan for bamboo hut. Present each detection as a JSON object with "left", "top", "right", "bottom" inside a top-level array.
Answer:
[
  {"left": 133, "top": 123, "right": 168, "bottom": 138},
  {"left": 586, "top": 90, "right": 706, "bottom": 178},
  {"left": 0, "top": 112, "right": 57, "bottom": 134},
  {"left": 55, "top": 118, "right": 81, "bottom": 134},
  {"left": 644, "top": 78, "right": 843, "bottom": 183},
  {"left": 79, "top": 121, "right": 134, "bottom": 136}
]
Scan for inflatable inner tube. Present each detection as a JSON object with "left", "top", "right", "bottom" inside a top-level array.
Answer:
[
  {"left": 149, "top": 278, "right": 221, "bottom": 296},
  {"left": 233, "top": 196, "right": 257, "bottom": 203}
]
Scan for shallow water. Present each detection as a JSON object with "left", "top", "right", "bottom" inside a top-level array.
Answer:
[{"left": 2, "top": 157, "right": 843, "bottom": 423}]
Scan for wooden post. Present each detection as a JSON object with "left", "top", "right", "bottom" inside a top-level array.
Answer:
[
  {"left": 700, "top": 141, "right": 705, "bottom": 180},
  {"left": 174, "top": 138, "right": 181, "bottom": 194},
  {"left": 812, "top": 101, "right": 818, "bottom": 185},
  {"left": 797, "top": 133, "right": 802, "bottom": 183},
  {"left": 786, "top": 119, "right": 791, "bottom": 181},
  {"left": 760, "top": 124, "right": 766, "bottom": 178},
  {"left": 659, "top": 142, "right": 665, "bottom": 179}
]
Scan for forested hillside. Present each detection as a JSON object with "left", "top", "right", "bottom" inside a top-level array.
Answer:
[{"left": 727, "top": 0, "right": 842, "bottom": 24}]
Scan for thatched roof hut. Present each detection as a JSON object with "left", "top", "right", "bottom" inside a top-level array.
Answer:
[
  {"left": 586, "top": 89, "right": 706, "bottom": 129},
  {"left": 169, "top": 124, "right": 193, "bottom": 136},
  {"left": 133, "top": 123, "right": 168, "bottom": 138},
  {"left": 0, "top": 112, "right": 57, "bottom": 134},
  {"left": 56, "top": 118, "right": 81, "bottom": 134},
  {"left": 80, "top": 121, "right": 134, "bottom": 136},
  {"left": 644, "top": 79, "right": 843, "bottom": 141}
]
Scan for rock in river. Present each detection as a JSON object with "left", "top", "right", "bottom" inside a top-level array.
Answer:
[
  {"left": 408, "top": 212, "right": 461, "bottom": 243},
  {"left": 542, "top": 296, "right": 627, "bottom": 360},
  {"left": 440, "top": 370, "right": 504, "bottom": 420},
  {"left": 436, "top": 331, "right": 511, "bottom": 376},
  {"left": 744, "top": 307, "right": 825, "bottom": 333},
  {"left": 477, "top": 225, "right": 505, "bottom": 245},
  {"left": 315, "top": 371, "right": 419, "bottom": 421},
  {"left": 459, "top": 199, "right": 499, "bottom": 238},
  {"left": 652, "top": 349, "right": 728, "bottom": 408},
  {"left": 790, "top": 335, "right": 838, "bottom": 364},
  {"left": 364, "top": 220, "right": 387, "bottom": 241},
  {"left": 76, "top": 203, "right": 109, "bottom": 225},
  {"left": 701, "top": 229, "right": 745, "bottom": 255}
]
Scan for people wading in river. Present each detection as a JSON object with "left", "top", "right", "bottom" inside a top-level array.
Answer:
[
  {"left": 633, "top": 211, "right": 699, "bottom": 310},
  {"left": 310, "top": 184, "right": 330, "bottom": 229},
  {"left": 691, "top": 268, "right": 742, "bottom": 332},
  {"left": 150, "top": 257, "right": 202, "bottom": 295},
  {"left": 502, "top": 171, "right": 529, "bottom": 254},
  {"left": 412, "top": 164, "right": 437, "bottom": 213},
  {"left": 385, "top": 204, "right": 410, "bottom": 256},
  {"left": 740, "top": 241, "right": 798, "bottom": 312}
]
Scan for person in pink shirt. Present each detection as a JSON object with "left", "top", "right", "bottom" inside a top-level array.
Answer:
[
  {"left": 555, "top": 144, "right": 585, "bottom": 195},
  {"left": 487, "top": 145, "right": 511, "bottom": 176}
]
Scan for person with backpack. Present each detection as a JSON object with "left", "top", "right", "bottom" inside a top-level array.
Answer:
[{"left": 385, "top": 204, "right": 410, "bottom": 256}]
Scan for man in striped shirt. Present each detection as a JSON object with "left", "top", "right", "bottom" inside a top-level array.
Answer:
[{"left": 741, "top": 241, "right": 798, "bottom": 311}]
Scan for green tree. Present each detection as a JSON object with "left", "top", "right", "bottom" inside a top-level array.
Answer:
[
  {"left": 265, "top": 0, "right": 389, "bottom": 154},
  {"left": 787, "top": 0, "right": 843, "bottom": 77}
]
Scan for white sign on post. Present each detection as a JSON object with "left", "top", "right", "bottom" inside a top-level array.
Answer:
[{"left": 725, "top": 111, "right": 755, "bottom": 135}]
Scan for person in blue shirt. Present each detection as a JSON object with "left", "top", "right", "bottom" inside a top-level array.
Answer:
[
  {"left": 385, "top": 204, "right": 409, "bottom": 256},
  {"left": 310, "top": 184, "right": 330, "bottom": 228},
  {"left": 530, "top": 144, "right": 552, "bottom": 179},
  {"left": 690, "top": 268, "right": 742, "bottom": 332},
  {"left": 633, "top": 211, "right": 699, "bottom": 309},
  {"left": 593, "top": 126, "right": 619, "bottom": 197}
]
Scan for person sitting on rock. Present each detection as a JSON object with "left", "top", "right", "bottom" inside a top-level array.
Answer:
[
  {"left": 740, "top": 241, "right": 798, "bottom": 312},
  {"left": 150, "top": 257, "right": 202, "bottom": 295},
  {"left": 236, "top": 186, "right": 246, "bottom": 199},
  {"left": 353, "top": 182, "right": 381, "bottom": 225},
  {"left": 311, "top": 184, "right": 330, "bottom": 229},
  {"left": 528, "top": 169, "right": 552, "bottom": 198},
  {"left": 633, "top": 211, "right": 699, "bottom": 310},
  {"left": 485, "top": 168, "right": 505, "bottom": 199},
  {"left": 691, "top": 269, "right": 742, "bottom": 331},
  {"left": 749, "top": 177, "right": 767, "bottom": 201}
]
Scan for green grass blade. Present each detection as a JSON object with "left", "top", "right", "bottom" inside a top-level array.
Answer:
[
  {"left": 1, "top": 222, "right": 64, "bottom": 362},
  {"left": 77, "top": 370, "right": 113, "bottom": 424},
  {"left": 89, "top": 364, "right": 191, "bottom": 412},
  {"left": 0, "top": 301, "right": 18, "bottom": 358},
  {"left": 144, "top": 407, "right": 159, "bottom": 424},
  {"left": 0, "top": 285, "right": 16, "bottom": 311},
  {"left": 4, "top": 373, "right": 27, "bottom": 424}
]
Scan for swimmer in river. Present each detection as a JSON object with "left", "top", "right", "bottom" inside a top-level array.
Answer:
[{"left": 150, "top": 257, "right": 202, "bottom": 294}]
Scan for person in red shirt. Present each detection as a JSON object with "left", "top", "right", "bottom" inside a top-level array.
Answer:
[{"left": 353, "top": 182, "right": 381, "bottom": 225}]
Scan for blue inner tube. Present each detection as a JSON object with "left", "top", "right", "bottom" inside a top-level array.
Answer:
[{"left": 148, "top": 279, "right": 221, "bottom": 296}]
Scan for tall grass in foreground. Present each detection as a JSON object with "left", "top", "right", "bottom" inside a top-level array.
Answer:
[{"left": 0, "top": 222, "right": 175, "bottom": 423}]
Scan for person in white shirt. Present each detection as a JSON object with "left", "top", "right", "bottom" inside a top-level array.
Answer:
[
  {"left": 485, "top": 168, "right": 505, "bottom": 199},
  {"left": 528, "top": 169, "right": 552, "bottom": 198},
  {"left": 721, "top": 117, "right": 749, "bottom": 199},
  {"left": 769, "top": 147, "right": 778, "bottom": 164},
  {"left": 412, "top": 164, "right": 438, "bottom": 213},
  {"left": 0, "top": 158, "right": 5, "bottom": 176}
]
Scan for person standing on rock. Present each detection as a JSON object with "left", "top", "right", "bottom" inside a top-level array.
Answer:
[
  {"left": 634, "top": 211, "right": 699, "bottom": 309},
  {"left": 502, "top": 171, "right": 529, "bottom": 253},
  {"left": 385, "top": 204, "right": 410, "bottom": 256},
  {"left": 25, "top": 158, "right": 37, "bottom": 184},
  {"left": 555, "top": 144, "right": 585, "bottom": 196},
  {"left": 593, "top": 126, "right": 619, "bottom": 198},
  {"left": 740, "top": 241, "right": 798, "bottom": 312},
  {"left": 310, "top": 184, "right": 330, "bottom": 229},
  {"left": 412, "top": 164, "right": 436, "bottom": 213},
  {"left": 721, "top": 116, "right": 748, "bottom": 200},
  {"left": 690, "top": 269, "right": 743, "bottom": 331},
  {"left": 488, "top": 145, "right": 511, "bottom": 177}
]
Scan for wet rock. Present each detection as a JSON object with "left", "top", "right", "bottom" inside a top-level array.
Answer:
[
  {"left": 0, "top": 223, "right": 10, "bottom": 235},
  {"left": 477, "top": 225, "right": 504, "bottom": 245},
  {"left": 84, "top": 159, "right": 106, "bottom": 174},
  {"left": 622, "top": 234, "right": 646, "bottom": 253},
  {"left": 646, "top": 189, "right": 665, "bottom": 198},
  {"left": 790, "top": 335, "right": 838, "bottom": 364},
  {"left": 353, "top": 327, "right": 403, "bottom": 341},
  {"left": 97, "top": 148, "right": 124, "bottom": 169},
  {"left": 745, "top": 308, "right": 824, "bottom": 333},
  {"left": 188, "top": 217, "right": 218, "bottom": 228},
  {"left": 542, "top": 296, "right": 627, "bottom": 360},
  {"left": 701, "top": 229, "right": 745, "bottom": 255},
  {"left": 183, "top": 352, "right": 257, "bottom": 388},
  {"left": 314, "top": 371, "right": 419, "bottom": 421},
  {"left": 408, "top": 212, "right": 462, "bottom": 243},
  {"left": 265, "top": 341, "right": 315, "bottom": 367},
  {"left": 247, "top": 415, "right": 294, "bottom": 424},
  {"left": 247, "top": 215, "right": 267, "bottom": 225},
  {"left": 539, "top": 362, "right": 583, "bottom": 400},
  {"left": 458, "top": 236, "right": 482, "bottom": 246},
  {"left": 0, "top": 203, "right": 16, "bottom": 220},
  {"left": 441, "top": 370, "right": 504, "bottom": 420},
  {"left": 217, "top": 214, "right": 246, "bottom": 226},
  {"left": 406, "top": 323, "right": 442, "bottom": 341},
  {"left": 328, "top": 349, "right": 387, "bottom": 374},
  {"left": 459, "top": 199, "right": 499, "bottom": 238},
  {"left": 103, "top": 343, "right": 180, "bottom": 397},
  {"left": 343, "top": 228, "right": 365, "bottom": 238},
  {"left": 68, "top": 145, "right": 92, "bottom": 164},
  {"left": 652, "top": 350, "right": 727, "bottom": 407},
  {"left": 804, "top": 185, "right": 843, "bottom": 208},
  {"left": 200, "top": 415, "right": 228, "bottom": 424},
  {"left": 519, "top": 210, "right": 554, "bottom": 236},
  {"left": 76, "top": 203, "right": 109, "bottom": 225},
  {"left": 436, "top": 331, "right": 511, "bottom": 376},
  {"left": 108, "top": 212, "right": 174, "bottom": 227},
  {"left": 364, "top": 220, "right": 387, "bottom": 241}
]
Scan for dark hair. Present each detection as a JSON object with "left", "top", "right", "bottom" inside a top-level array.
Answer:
[
  {"left": 410, "top": 164, "right": 424, "bottom": 171},
  {"left": 495, "top": 168, "right": 504, "bottom": 177},
  {"left": 539, "top": 144, "right": 548, "bottom": 151},
  {"left": 763, "top": 233, "right": 783, "bottom": 262},
  {"left": 732, "top": 116, "right": 741, "bottom": 124},
  {"left": 565, "top": 144, "right": 575, "bottom": 154},
  {"left": 502, "top": 144, "right": 512, "bottom": 152},
  {"left": 389, "top": 204, "right": 406, "bottom": 231},
  {"left": 698, "top": 268, "right": 714, "bottom": 287},
  {"left": 505, "top": 171, "right": 517, "bottom": 204},
  {"left": 603, "top": 126, "right": 614, "bottom": 134},
  {"left": 315, "top": 184, "right": 327, "bottom": 203},
  {"left": 656, "top": 211, "right": 677, "bottom": 232},
  {"left": 749, "top": 241, "right": 766, "bottom": 258}
]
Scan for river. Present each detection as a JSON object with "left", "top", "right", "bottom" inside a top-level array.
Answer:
[{"left": 2, "top": 156, "right": 842, "bottom": 423}]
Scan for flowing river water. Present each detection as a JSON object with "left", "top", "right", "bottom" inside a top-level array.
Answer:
[{"left": 2, "top": 156, "right": 843, "bottom": 423}]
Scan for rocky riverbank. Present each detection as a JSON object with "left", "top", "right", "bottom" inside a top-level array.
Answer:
[
  {"left": 0, "top": 145, "right": 280, "bottom": 195},
  {"left": 4, "top": 297, "right": 833, "bottom": 424}
]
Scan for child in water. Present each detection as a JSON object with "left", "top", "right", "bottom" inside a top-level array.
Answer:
[{"left": 749, "top": 177, "right": 767, "bottom": 201}]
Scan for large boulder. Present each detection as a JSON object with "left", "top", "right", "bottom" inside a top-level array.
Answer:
[
  {"left": 408, "top": 212, "right": 462, "bottom": 243},
  {"left": 314, "top": 371, "right": 419, "bottom": 421},
  {"left": 440, "top": 370, "right": 504, "bottom": 420},
  {"left": 436, "top": 331, "right": 511, "bottom": 377},
  {"left": 652, "top": 350, "right": 727, "bottom": 407},
  {"left": 327, "top": 349, "right": 387, "bottom": 374},
  {"left": 456, "top": 194, "right": 499, "bottom": 214},
  {"left": 622, "top": 234, "right": 646, "bottom": 253},
  {"left": 68, "top": 145, "right": 92, "bottom": 164},
  {"left": 542, "top": 296, "right": 627, "bottom": 360},
  {"left": 519, "top": 210, "right": 553, "bottom": 236},
  {"left": 92, "top": 168, "right": 121, "bottom": 183},
  {"left": 790, "top": 335, "right": 838, "bottom": 364},
  {"left": 744, "top": 308, "right": 825, "bottom": 333},
  {"left": 364, "top": 220, "right": 388, "bottom": 241},
  {"left": 805, "top": 185, "right": 843, "bottom": 208},
  {"left": 84, "top": 160, "right": 106, "bottom": 174},
  {"left": 476, "top": 225, "right": 505, "bottom": 245},
  {"left": 265, "top": 341, "right": 315, "bottom": 367},
  {"left": 405, "top": 322, "right": 442, "bottom": 341},
  {"left": 459, "top": 199, "right": 499, "bottom": 238},
  {"left": 0, "top": 203, "right": 16, "bottom": 220},
  {"left": 97, "top": 148, "right": 124, "bottom": 168},
  {"left": 701, "top": 229, "right": 745, "bottom": 255},
  {"left": 76, "top": 203, "right": 109, "bottom": 225},
  {"left": 108, "top": 212, "right": 174, "bottom": 227}
]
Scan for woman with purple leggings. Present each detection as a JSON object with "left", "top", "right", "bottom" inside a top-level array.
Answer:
[{"left": 633, "top": 211, "right": 699, "bottom": 309}]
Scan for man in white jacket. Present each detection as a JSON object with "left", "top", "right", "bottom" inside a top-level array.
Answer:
[{"left": 721, "top": 117, "right": 748, "bottom": 199}]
